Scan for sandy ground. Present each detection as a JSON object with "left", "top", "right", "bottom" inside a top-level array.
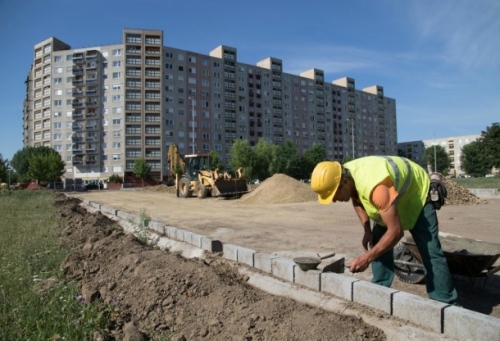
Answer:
[{"left": 70, "top": 185, "right": 500, "bottom": 318}]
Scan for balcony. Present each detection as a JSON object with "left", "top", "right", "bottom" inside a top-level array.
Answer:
[
  {"left": 72, "top": 68, "right": 84, "bottom": 75},
  {"left": 85, "top": 101, "right": 98, "bottom": 109},
  {"left": 72, "top": 100, "right": 83, "bottom": 108}
]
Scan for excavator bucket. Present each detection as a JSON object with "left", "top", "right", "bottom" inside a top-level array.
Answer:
[{"left": 211, "top": 178, "right": 249, "bottom": 198}]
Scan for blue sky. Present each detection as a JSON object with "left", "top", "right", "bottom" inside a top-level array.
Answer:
[{"left": 1, "top": 0, "right": 499, "bottom": 161}]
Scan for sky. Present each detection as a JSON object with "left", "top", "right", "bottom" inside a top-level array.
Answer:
[{"left": 0, "top": 0, "right": 499, "bottom": 161}]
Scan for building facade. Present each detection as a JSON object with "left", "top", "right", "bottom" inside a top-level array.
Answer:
[
  {"left": 23, "top": 28, "right": 397, "bottom": 182},
  {"left": 398, "top": 134, "right": 480, "bottom": 176}
]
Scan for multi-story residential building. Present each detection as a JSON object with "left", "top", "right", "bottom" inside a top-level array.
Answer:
[
  {"left": 398, "top": 134, "right": 480, "bottom": 176},
  {"left": 23, "top": 28, "right": 397, "bottom": 183}
]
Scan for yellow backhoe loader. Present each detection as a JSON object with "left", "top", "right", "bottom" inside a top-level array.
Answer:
[{"left": 167, "top": 144, "right": 249, "bottom": 199}]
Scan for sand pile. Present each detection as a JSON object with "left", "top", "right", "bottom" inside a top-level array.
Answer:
[
  {"left": 442, "top": 178, "right": 487, "bottom": 205},
  {"left": 240, "top": 174, "right": 317, "bottom": 205}
]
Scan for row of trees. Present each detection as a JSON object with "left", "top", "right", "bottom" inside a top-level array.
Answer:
[
  {"left": 227, "top": 140, "right": 327, "bottom": 181},
  {"left": 420, "top": 123, "right": 500, "bottom": 177}
]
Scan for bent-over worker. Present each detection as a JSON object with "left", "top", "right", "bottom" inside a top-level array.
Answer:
[{"left": 311, "top": 156, "right": 457, "bottom": 304}]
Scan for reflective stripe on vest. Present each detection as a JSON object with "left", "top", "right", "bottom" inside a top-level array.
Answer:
[{"left": 374, "top": 156, "right": 412, "bottom": 224}]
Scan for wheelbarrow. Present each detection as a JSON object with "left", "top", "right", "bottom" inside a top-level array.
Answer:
[{"left": 394, "top": 235, "right": 500, "bottom": 286}]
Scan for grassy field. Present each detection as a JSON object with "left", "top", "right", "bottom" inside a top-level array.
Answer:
[
  {"left": 0, "top": 190, "right": 109, "bottom": 340},
  {"left": 450, "top": 176, "right": 500, "bottom": 189}
]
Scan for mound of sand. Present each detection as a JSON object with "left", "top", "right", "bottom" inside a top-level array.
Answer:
[{"left": 240, "top": 174, "right": 317, "bottom": 205}]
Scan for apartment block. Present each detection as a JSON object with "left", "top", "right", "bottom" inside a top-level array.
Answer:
[
  {"left": 23, "top": 28, "right": 397, "bottom": 183},
  {"left": 398, "top": 134, "right": 480, "bottom": 176}
]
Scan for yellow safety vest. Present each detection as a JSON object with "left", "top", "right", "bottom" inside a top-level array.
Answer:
[{"left": 344, "top": 156, "right": 430, "bottom": 230}]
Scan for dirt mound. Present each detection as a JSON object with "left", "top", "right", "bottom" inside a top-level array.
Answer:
[
  {"left": 57, "top": 195, "right": 385, "bottom": 340},
  {"left": 443, "top": 178, "right": 487, "bottom": 205},
  {"left": 240, "top": 174, "right": 317, "bottom": 205}
]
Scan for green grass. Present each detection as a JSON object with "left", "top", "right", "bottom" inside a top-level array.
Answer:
[
  {"left": 450, "top": 176, "right": 500, "bottom": 189},
  {"left": 0, "top": 190, "right": 110, "bottom": 341}
]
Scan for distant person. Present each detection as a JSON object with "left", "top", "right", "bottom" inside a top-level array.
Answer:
[{"left": 310, "top": 156, "right": 457, "bottom": 304}]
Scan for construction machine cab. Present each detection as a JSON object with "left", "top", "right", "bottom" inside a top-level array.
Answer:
[{"left": 184, "top": 154, "right": 210, "bottom": 179}]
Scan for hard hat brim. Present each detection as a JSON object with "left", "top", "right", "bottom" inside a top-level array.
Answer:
[{"left": 317, "top": 184, "right": 338, "bottom": 205}]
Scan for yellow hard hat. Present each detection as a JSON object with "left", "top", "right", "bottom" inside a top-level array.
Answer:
[{"left": 311, "top": 161, "right": 342, "bottom": 205}]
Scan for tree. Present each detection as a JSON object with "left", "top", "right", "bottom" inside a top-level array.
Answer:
[
  {"left": 11, "top": 146, "right": 64, "bottom": 182},
  {"left": 460, "top": 141, "right": 490, "bottom": 177},
  {"left": 302, "top": 144, "right": 327, "bottom": 179},
  {"left": 480, "top": 122, "right": 500, "bottom": 169},
  {"left": 424, "top": 145, "right": 450, "bottom": 174},
  {"left": 11, "top": 147, "right": 65, "bottom": 186},
  {"left": 133, "top": 158, "right": 151, "bottom": 188},
  {"left": 253, "top": 140, "right": 275, "bottom": 181},
  {"left": 229, "top": 139, "right": 257, "bottom": 180},
  {"left": 271, "top": 140, "right": 300, "bottom": 177},
  {"left": 209, "top": 150, "right": 224, "bottom": 172}
]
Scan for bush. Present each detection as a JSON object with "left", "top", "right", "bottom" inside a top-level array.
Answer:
[{"left": 108, "top": 174, "right": 123, "bottom": 183}]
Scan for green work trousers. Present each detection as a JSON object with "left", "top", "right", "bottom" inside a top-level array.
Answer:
[{"left": 371, "top": 201, "right": 458, "bottom": 304}]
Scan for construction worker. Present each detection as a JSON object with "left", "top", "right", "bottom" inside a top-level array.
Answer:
[{"left": 311, "top": 156, "right": 457, "bottom": 304}]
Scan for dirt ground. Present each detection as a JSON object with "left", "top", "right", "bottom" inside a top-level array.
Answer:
[
  {"left": 64, "top": 175, "right": 500, "bottom": 338},
  {"left": 56, "top": 194, "right": 385, "bottom": 340}
]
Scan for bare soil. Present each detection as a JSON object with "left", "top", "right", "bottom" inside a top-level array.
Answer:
[
  {"left": 56, "top": 194, "right": 385, "bottom": 340},
  {"left": 64, "top": 175, "right": 500, "bottom": 339}
]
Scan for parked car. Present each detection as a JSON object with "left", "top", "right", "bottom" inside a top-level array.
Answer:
[{"left": 84, "top": 181, "right": 104, "bottom": 190}]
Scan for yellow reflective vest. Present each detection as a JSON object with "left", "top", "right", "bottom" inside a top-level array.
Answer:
[{"left": 344, "top": 156, "right": 430, "bottom": 230}]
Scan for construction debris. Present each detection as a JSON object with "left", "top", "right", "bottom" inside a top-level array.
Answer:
[{"left": 442, "top": 178, "right": 488, "bottom": 205}]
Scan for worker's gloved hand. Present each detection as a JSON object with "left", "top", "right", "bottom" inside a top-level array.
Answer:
[{"left": 429, "top": 173, "right": 447, "bottom": 210}]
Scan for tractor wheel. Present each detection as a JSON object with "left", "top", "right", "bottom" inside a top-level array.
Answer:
[
  {"left": 394, "top": 243, "right": 426, "bottom": 284},
  {"left": 197, "top": 184, "right": 208, "bottom": 199},
  {"left": 179, "top": 177, "right": 192, "bottom": 198}
]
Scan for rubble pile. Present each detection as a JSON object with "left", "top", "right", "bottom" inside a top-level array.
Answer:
[{"left": 442, "top": 178, "right": 487, "bottom": 205}]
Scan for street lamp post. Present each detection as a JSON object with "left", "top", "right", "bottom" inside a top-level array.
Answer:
[
  {"left": 433, "top": 133, "right": 437, "bottom": 173},
  {"left": 189, "top": 96, "right": 195, "bottom": 154},
  {"left": 346, "top": 118, "right": 355, "bottom": 158}
]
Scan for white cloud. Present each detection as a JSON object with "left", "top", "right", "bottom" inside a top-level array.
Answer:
[{"left": 409, "top": 0, "right": 500, "bottom": 69}]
